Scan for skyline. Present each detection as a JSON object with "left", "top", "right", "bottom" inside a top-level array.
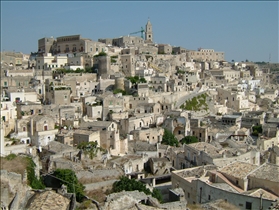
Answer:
[{"left": 1, "top": 1, "right": 278, "bottom": 63}]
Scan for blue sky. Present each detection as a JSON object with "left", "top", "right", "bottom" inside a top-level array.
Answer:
[{"left": 1, "top": 1, "right": 278, "bottom": 63}]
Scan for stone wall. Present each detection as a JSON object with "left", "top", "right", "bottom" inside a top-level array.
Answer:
[{"left": 0, "top": 170, "right": 32, "bottom": 210}]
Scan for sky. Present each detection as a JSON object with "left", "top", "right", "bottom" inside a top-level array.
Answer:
[{"left": 1, "top": 1, "right": 278, "bottom": 63}]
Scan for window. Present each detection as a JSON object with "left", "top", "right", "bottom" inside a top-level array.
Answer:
[
  {"left": 245, "top": 202, "right": 252, "bottom": 210},
  {"left": 44, "top": 125, "right": 48, "bottom": 131}
]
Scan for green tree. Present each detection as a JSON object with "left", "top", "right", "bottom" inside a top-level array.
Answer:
[
  {"left": 152, "top": 188, "right": 163, "bottom": 203},
  {"left": 139, "top": 77, "right": 147, "bottom": 83},
  {"left": 112, "top": 176, "right": 163, "bottom": 203},
  {"left": 180, "top": 136, "right": 199, "bottom": 144},
  {"left": 252, "top": 125, "right": 262, "bottom": 136},
  {"left": 53, "top": 169, "right": 85, "bottom": 202},
  {"left": 161, "top": 129, "right": 179, "bottom": 147},
  {"left": 126, "top": 76, "right": 147, "bottom": 84}
]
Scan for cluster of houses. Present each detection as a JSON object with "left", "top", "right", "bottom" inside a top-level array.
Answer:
[{"left": 1, "top": 19, "right": 279, "bottom": 209}]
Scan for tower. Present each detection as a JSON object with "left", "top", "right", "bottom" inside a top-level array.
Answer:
[{"left": 145, "top": 18, "right": 153, "bottom": 43}]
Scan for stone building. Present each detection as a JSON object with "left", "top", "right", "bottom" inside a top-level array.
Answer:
[
  {"left": 93, "top": 55, "right": 111, "bottom": 76},
  {"left": 268, "top": 145, "right": 279, "bottom": 165},
  {"left": 121, "top": 54, "right": 135, "bottom": 77},
  {"left": 148, "top": 157, "right": 172, "bottom": 175},
  {"left": 164, "top": 116, "right": 191, "bottom": 140},
  {"left": 187, "top": 48, "right": 225, "bottom": 62},
  {"left": 16, "top": 101, "right": 43, "bottom": 119},
  {"left": 51, "top": 34, "right": 106, "bottom": 56},
  {"left": 131, "top": 127, "right": 164, "bottom": 144},
  {"left": 218, "top": 161, "right": 258, "bottom": 191},
  {"left": 0, "top": 51, "right": 24, "bottom": 66},
  {"left": 158, "top": 44, "right": 172, "bottom": 54},
  {"left": 171, "top": 165, "right": 276, "bottom": 209},
  {"left": 36, "top": 54, "right": 68, "bottom": 70},
  {"left": 38, "top": 37, "right": 56, "bottom": 55},
  {"left": 102, "top": 94, "right": 126, "bottom": 121},
  {"left": 221, "top": 114, "right": 242, "bottom": 127},
  {"left": 45, "top": 79, "right": 71, "bottom": 105},
  {"left": 112, "top": 36, "right": 144, "bottom": 48},
  {"left": 0, "top": 100, "right": 17, "bottom": 136},
  {"left": 240, "top": 111, "right": 265, "bottom": 129},
  {"left": 183, "top": 142, "right": 222, "bottom": 167},
  {"left": 29, "top": 115, "right": 58, "bottom": 147},
  {"left": 1, "top": 75, "right": 33, "bottom": 89},
  {"left": 111, "top": 155, "right": 148, "bottom": 174},
  {"left": 216, "top": 88, "right": 249, "bottom": 112},
  {"left": 190, "top": 125, "right": 209, "bottom": 142},
  {"left": 119, "top": 114, "right": 156, "bottom": 136},
  {"left": 79, "top": 121, "right": 127, "bottom": 155},
  {"left": 134, "top": 102, "right": 161, "bottom": 115},
  {"left": 172, "top": 47, "right": 186, "bottom": 55},
  {"left": 3, "top": 87, "right": 38, "bottom": 104},
  {"left": 73, "top": 129, "right": 100, "bottom": 146},
  {"left": 247, "top": 163, "right": 279, "bottom": 196},
  {"left": 150, "top": 75, "right": 169, "bottom": 92}
]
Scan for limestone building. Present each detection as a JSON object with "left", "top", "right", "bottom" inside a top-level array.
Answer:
[{"left": 187, "top": 48, "right": 224, "bottom": 62}]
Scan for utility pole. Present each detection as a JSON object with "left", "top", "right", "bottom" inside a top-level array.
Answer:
[{"left": 260, "top": 192, "right": 263, "bottom": 210}]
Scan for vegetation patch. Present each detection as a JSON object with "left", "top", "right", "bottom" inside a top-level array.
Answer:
[
  {"left": 180, "top": 136, "right": 199, "bottom": 144},
  {"left": 113, "top": 89, "right": 127, "bottom": 95},
  {"left": 0, "top": 154, "right": 45, "bottom": 189},
  {"left": 53, "top": 168, "right": 85, "bottom": 202},
  {"left": 161, "top": 129, "right": 179, "bottom": 147},
  {"left": 252, "top": 125, "right": 262, "bottom": 136},
  {"left": 126, "top": 76, "right": 147, "bottom": 84},
  {"left": 77, "top": 142, "right": 105, "bottom": 160},
  {"left": 94, "top": 51, "right": 107, "bottom": 57},
  {"left": 180, "top": 93, "right": 209, "bottom": 111},
  {"left": 112, "top": 176, "right": 163, "bottom": 203}
]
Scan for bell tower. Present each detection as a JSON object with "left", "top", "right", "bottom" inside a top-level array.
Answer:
[{"left": 145, "top": 18, "right": 153, "bottom": 43}]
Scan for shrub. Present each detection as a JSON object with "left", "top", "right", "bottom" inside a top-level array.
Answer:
[
  {"left": 53, "top": 169, "right": 85, "bottom": 202},
  {"left": 180, "top": 136, "right": 199, "bottom": 144},
  {"left": 162, "top": 129, "right": 178, "bottom": 147}
]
